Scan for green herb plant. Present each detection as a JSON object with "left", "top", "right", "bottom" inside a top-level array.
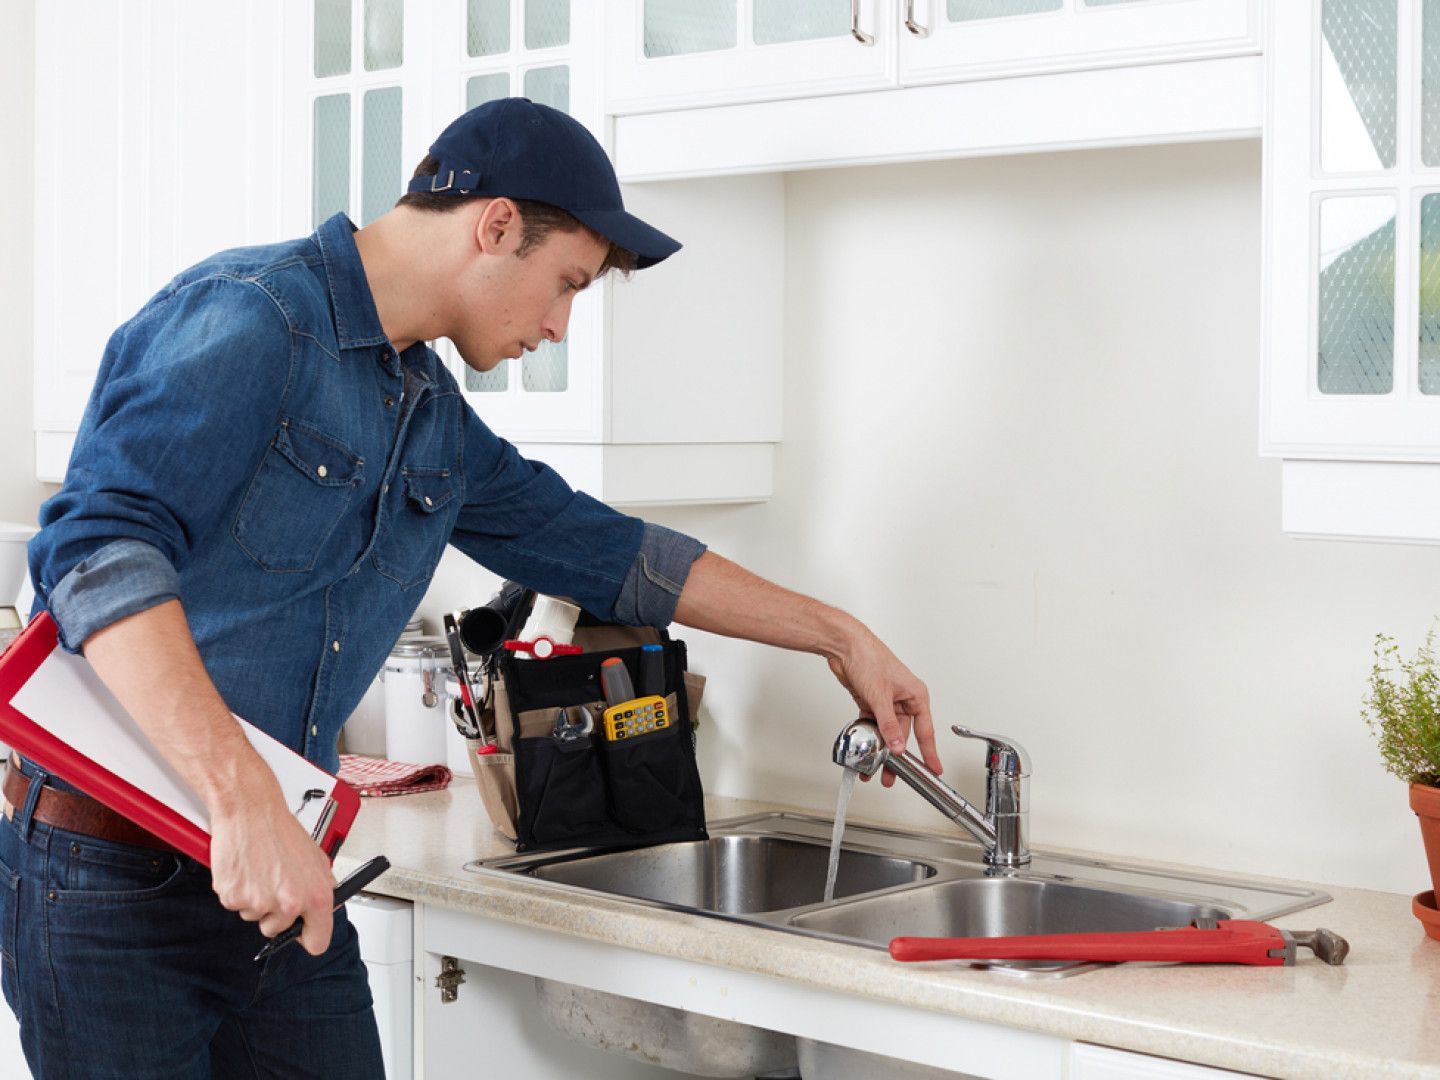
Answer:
[{"left": 1363, "top": 626, "right": 1440, "bottom": 789}]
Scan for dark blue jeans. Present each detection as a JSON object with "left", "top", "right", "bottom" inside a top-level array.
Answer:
[{"left": 0, "top": 762, "right": 385, "bottom": 1079}]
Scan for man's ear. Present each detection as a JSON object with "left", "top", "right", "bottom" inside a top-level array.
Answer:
[{"left": 475, "top": 197, "right": 521, "bottom": 256}]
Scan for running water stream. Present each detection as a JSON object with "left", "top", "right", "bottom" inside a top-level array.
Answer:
[{"left": 822, "top": 768, "right": 858, "bottom": 904}]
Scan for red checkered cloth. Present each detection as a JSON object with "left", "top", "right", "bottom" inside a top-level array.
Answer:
[{"left": 338, "top": 754, "right": 453, "bottom": 798}]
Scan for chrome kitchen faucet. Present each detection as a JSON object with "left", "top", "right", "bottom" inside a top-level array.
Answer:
[{"left": 832, "top": 720, "right": 1031, "bottom": 868}]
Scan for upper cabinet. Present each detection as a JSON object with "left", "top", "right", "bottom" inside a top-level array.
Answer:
[
  {"left": 33, "top": 1, "right": 288, "bottom": 482},
  {"left": 35, "top": 0, "right": 781, "bottom": 506},
  {"left": 1263, "top": 1, "right": 1440, "bottom": 543},
  {"left": 604, "top": 0, "right": 1259, "bottom": 114},
  {"left": 607, "top": 0, "right": 1263, "bottom": 181}
]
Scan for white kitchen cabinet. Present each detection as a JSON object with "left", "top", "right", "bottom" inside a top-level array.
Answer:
[
  {"left": 348, "top": 892, "right": 417, "bottom": 1080},
  {"left": 417, "top": 902, "right": 1258, "bottom": 1080},
  {"left": 35, "top": 0, "right": 779, "bottom": 505},
  {"left": 604, "top": 0, "right": 1259, "bottom": 114},
  {"left": 897, "top": 0, "right": 1256, "bottom": 86},
  {"left": 1262, "top": 0, "right": 1440, "bottom": 542},
  {"left": 32, "top": 0, "right": 287, "bottom": 483}
]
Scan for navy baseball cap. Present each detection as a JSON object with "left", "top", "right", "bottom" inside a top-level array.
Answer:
[{"left": 407, "top": 98, "right": 681, "bottom": 269}]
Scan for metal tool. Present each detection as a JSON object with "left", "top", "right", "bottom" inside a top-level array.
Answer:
[
  {"left": 888, "top": 917, "right": 1350, "bottom": 967},
  {"left": 442, "top": 612, "right": 483, "bottom": 740},
  {"left": 551, "top": 707, "right": 594, "bottom": 747}
]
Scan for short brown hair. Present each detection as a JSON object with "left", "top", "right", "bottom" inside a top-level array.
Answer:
[{"left": 398, "top": 154, "right": 637, "bottom": 278}]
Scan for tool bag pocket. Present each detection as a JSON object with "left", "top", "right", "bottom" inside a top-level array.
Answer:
[
  {"left": 489, "top": 616, "right": 707, "bottom": 853},
  {"left": 597, "top": 692, "right": 698, "bottom": 833}
]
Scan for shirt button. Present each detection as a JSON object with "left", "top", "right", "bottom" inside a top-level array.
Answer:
[
  {"left": 383, "top": 484, "right": 390, "bottom": 494},
  {"left": 332, "top": 640, "right": 341, "bottom": 653},
  {"left": 317, "top": 465, "right": 328, "bottom": 478},
  {"left": 311, "top": 725, "right": 319, "bottom": 737},
  {"left": 384, "top": 396, "right": 395, "bottom": 408},
  {"left": 424, "top": 495, "right": 433, "bottom": 507}
]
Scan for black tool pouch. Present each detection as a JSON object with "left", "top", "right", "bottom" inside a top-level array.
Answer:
[{"left": 467, "top": 592, "right": 708, "bottom": 853}]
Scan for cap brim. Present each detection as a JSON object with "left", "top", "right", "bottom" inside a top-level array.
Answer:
[{"left": 568, "top": 208, "right": 681, "bottom": 270}]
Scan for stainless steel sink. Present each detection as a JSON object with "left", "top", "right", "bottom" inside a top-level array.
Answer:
[
  {"left": 525, "top": 834, "right": 935, "bottom": 913},
  {"left": 788, "top": 876, "right": 1230, "bottom": 976},
  {"left": 468, "top": 813, "right": 1331, "bottom": 1077}
]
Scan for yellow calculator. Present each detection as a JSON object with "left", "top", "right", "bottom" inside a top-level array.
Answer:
[{"left": 602, "top": 695, "right": 671, "bottom": 741}]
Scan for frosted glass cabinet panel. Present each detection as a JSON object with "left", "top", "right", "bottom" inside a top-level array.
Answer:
[
  {"left": 1320, "top": 0, "right": 1396, "bottom": 173},
  {"left": 1419, "top": 194, "right": 1440, "bottom": 395},
  {"left": 946, "top": 0, "right": 1062, "bottom": 22},
  {"left": 315, "top": 0, "right": 351, "bottom": 76},
  {"left": 1317, "top": 196, "right": 1396, "bottom": 395},
  {"left": 527, "top": 0, "right": 571, "bottom": 48},
  {"left": 606, "top": 0, "right": 895, "bottom": 113},
  {"left": 312, "top": 94, "right": 351, "bottom": 225},
  {"left": 361, "top": 87, "right": 403, "bottom": 226},
  {"left": 468, "top": 0, "right": 510, "bottom": 56},
  {"left": 644, "top": 0, "right": 738, "bottom": 57}
]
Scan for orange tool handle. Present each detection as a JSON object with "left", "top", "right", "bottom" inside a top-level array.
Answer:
[{"left": 889, "top": 919, "right": 1286, "bottom": 966}]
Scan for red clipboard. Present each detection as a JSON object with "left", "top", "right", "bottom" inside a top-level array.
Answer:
[{"left": 0, "top": 612, "right": 359, "bottom": 866}]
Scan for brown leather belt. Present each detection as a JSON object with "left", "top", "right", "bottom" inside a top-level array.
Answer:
[{"left": 3, "top": 758, "right": 179, "bottom": 854}]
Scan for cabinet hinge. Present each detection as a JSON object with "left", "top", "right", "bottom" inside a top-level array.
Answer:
[{"left": 434, "top": 955, "right": 466, "bottom": 1003}]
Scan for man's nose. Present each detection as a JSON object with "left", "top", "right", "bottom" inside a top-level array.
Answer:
[{"left": 542, "top": 299, "right": 573, "bottom": 343}]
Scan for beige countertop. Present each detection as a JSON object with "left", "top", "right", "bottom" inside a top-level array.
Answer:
[{"left": 337, "top": 783, "right": 1440, "bottom": 1080}]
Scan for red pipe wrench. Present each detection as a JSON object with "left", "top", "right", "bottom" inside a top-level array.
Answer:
[{"left": 890, "top": 918, "right": 1349, "bottom": 966}]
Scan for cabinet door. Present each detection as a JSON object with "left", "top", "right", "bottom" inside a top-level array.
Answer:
[
  {"left": 427, "top": 0, "right": 605, "bottom": 442},
  {"left": 34, "top": 1, "right": 287, "bottom": 480},
  {"left": 898, "top": 0, "right": 1258, "bottom": 85},
  {"left": 279, "top": 0, "right": 432, "bottom": 238},
  {"left": 1263, "top": 0, "right": 1440, "bottom": 461},
  {"left": 604, "top": 0, "right": 898, "bottom": 114}
]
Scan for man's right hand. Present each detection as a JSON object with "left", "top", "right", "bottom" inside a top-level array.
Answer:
[{"left": 208, "top": 774, "right": 337, "bottom": 956}]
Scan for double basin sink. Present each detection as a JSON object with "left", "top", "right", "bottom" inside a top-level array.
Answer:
[{"left": 468, "top": 813, "right": 1330, "bottom": 1076}]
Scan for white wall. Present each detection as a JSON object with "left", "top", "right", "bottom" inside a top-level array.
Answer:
[
  {"left": 626, "top": 140, "right": 1434, "bottom": 897},
  {"left": 1, "top": 0, "right": 49, "bottom": 529}
]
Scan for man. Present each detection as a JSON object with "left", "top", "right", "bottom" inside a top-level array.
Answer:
[{"left": 5, "top": 99, "right": 938, "bottom": 1078}]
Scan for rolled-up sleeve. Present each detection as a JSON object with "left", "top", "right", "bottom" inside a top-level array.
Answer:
[
  {"left": 450, "top": 409, "right": 706, "bottom": 627},
  {"left": 29, "top": 275, "right": 293, "bottom": 651}
]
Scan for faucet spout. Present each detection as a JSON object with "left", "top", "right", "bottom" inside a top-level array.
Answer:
[{"left": 831, "top": 719, "right": 1029, "bottom": 867}]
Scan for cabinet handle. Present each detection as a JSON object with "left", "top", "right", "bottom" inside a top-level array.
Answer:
[
  {"left": 851, "top": 0, "right": 875, "bottom": 45},
  {"left": 904, "top": 0, "right": 930, "bottom": 37}
]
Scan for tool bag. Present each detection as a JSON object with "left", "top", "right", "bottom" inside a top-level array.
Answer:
[{"left": 466, "top": 589, "right": 707, "bottom": 853}]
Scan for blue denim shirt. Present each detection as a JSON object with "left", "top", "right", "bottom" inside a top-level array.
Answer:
[{"left": 29, "top": 213, "right": 705, "bottom": 772}]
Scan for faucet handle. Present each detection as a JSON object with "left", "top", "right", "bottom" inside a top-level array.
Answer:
[{"left": 950, "top": 725, "right": 1030, "bottom": 778}]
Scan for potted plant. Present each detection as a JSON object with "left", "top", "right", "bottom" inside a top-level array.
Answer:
[{"left": 1363, "top": 626, "right": 1440, "bottom": 939}]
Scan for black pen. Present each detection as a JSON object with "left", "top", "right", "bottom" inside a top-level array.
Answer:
[{"left": 253, "top": 855, "right": 391, "bottom": 962}]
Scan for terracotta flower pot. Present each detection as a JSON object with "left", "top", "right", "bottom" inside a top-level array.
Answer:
[{"left": 1410, "top": 783, "right": 1440, "bottom": 897}]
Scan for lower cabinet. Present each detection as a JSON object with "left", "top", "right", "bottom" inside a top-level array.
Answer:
[
  {"left": 415, "top": 903, "right": 1251, "bottom": 1080},
  {"left": 348, "top": 893, "right": 416, "bottom": 1080}
]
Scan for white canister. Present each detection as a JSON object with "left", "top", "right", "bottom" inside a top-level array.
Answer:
[
  {"left": 381, "top": 638, "right": 452, "bottom": 765},
  {"left": 0, "top": 522, "right": 37, "bottom": 615}
]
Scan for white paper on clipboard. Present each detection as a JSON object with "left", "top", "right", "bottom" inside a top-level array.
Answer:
[{"left": 10, "top": 647, "right": 336, "bottom": 840}]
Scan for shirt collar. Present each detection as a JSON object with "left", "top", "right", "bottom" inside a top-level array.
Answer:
[{"left": 314, "top": 213, "right": 402, "bottom": 373}]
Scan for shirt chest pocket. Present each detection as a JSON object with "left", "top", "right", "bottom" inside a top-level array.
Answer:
[
  {"left": 232, "top": 418, "right": 365, "bottom": 573},
  {"left": 372, "top": 466, "right": 456, "bottom": 589}
]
